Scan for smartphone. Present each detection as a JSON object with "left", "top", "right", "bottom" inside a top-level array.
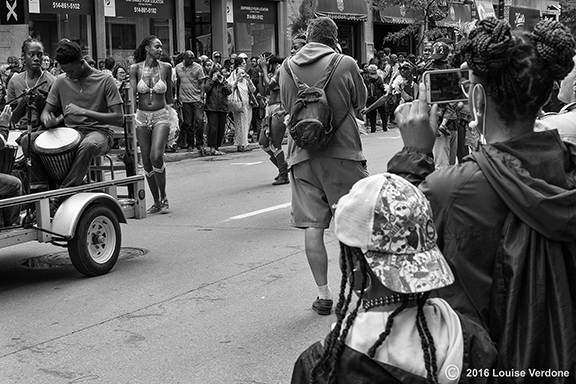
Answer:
[{"left": 423, "top": 69, "right": 471, "bottom": 104}]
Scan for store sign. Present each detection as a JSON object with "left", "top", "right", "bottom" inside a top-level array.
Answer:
[
  {"left": 1, "top": 0, "right": 27, "bottom": 24},
  {"left": 508, "top": 7, "right": 540, "bottom": 31},
  {"left": 35, "top": 0, "right": 93, "bottom": 15},
  {"left": 475, "top": 0, "right": 495, "bottom": 20},
  {"left": 115, "top": 0, "right": 174, "bottom": 19},
  {"left": 105, "top": 0, "right": 116, "bottom": 17},
  {"left": 233, "top": 0, "right": 276, "bottom": 24}
]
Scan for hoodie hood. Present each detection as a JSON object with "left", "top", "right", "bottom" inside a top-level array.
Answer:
[
  {"left": 471, "top": 129, "right": 576, "bottom": 241},
  {"left": 291, "top": 42, "right": 336, "bottom": 66}
]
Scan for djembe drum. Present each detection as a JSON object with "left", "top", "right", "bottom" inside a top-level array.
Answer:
[
  {"left": 7, "top": 130, "right": 25, "bottom": 169},
  {"left": 0, "top": 145, "right": 17, "bottom": 174},
  {"left": 33, "top": 127, "right": 82, "bottom": 184}
]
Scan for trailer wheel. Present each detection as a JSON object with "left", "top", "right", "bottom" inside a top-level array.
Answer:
[{"left": 68, "top": 205, "right": 121, "bottom": 277}]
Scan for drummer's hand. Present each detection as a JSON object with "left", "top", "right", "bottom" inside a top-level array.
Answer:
[
  {"left": 42, "top": 112, "right": 62, "bottom": 128},
  {"left": 64, "top": 103, "right": 86, "bottom": 117},
  {"left": 395, "top": 82, "right": 438, "bottom": 153},
  {"left": 0, "top": 105, "right": 12, "bottom": 127}
]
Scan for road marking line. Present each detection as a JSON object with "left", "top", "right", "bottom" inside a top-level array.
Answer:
[
  {"left": 225, "top": 202, "right": 291, "bottom": 221},
  {"left": 230, "top": 161, "right": 264, "bottom": 166}
]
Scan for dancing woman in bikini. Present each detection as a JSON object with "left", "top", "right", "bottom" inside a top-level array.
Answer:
[{"left": 130, "top": 35, "right": 174, "bottom": 214}]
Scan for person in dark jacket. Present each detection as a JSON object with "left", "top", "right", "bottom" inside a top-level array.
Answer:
[
  {"left": 363, "top": 64, "right": 388, "bottom": 132},
  {"left": 388, "top": 18, "right": 576, "bottom": 382},
  {"left": 292, "top": 173, "right": 496, "bottom": 384},
  {"left": 204, "top": 66, "right": 232, "bottom": 155}
]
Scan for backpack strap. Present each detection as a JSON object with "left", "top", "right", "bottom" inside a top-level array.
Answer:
[
  {"left": 285, "top": 53, "right": 344, "bottom": 91},
  {"left": 314, "top": 54, "right": 344, "bottom": 89}
]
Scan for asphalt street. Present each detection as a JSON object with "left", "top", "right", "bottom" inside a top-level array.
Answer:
[{"left": 0, "top": 128, "right": 403, "bottom": 384}]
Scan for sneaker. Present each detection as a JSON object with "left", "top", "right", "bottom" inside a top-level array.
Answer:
[
  {"left": 312, "top": 297, "right": 333, "bottom": 316},
  {"left": 147, "top": 203, "right": 162, "bottom": 214},
  {"left": 272, "top": 176, "right": 289, "bottom": 185},
  {"left": 160, "top": 198, "right": 169, "bottom": 213}
]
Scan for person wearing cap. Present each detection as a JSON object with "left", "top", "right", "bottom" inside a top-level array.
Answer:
[
  {"left": 280, "top": 17, "right": 368, "bottom": 316},
  {"left": 175, "top": 50, "right": 207, "bottom": 154},
  {"left": 392, "top": 62, "right": 417, "bottom": 104},
  {"left": 389, "top": 18, "right": 576, "bottom": 378},
  {"left": 212, "top": 51, "right": 223, "bottom": 69},
  {"left": 291, "top": 173, "right": 496, "bottom": 383}
]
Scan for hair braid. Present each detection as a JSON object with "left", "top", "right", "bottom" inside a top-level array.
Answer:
[
  {"left": 326, "top": 247, "right": 367, "bottom": 384},
  {"left": 461, "top": 17, "right": 512, "bottom": 77},
  {"left": 531, "top": 19, "right": 576, "bottom": 80},
  {"left": 21, "top": 38, "right": 43, "bottom": 56},
  {"left": 133, "top": 35, "right": 158, "bottom": 63},
  {"left": 367, "top": 299, "right": 409, "bottom": 358},
  {"left": 415, "top": 293, "right": 439, "bottom": 384},
  {"left": 459, "top": 17, "right": 576, "bottom": 125}
]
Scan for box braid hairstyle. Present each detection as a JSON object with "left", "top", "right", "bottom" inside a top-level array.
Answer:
[
  {"left": 309, "top": 243, "right": 438, "bottom": 384},
  {"left": 459, "top": 17, "right": 575, "bottom": 126},
  {"left": 133, "top": 35, "right": 159, "bottom": 64}
]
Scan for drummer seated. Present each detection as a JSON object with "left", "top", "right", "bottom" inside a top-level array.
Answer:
[
  {"left": 0, "top": 111, "right": 23, "bottom": 227},
  {"left": 34, "top": 40, "right": 123, "bottom": 195}
]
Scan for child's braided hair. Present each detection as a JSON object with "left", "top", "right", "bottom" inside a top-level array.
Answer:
[
  {"left": 459, "top": 17, "right": 575, "bottom": 125},
  {"left": 310, "top": 244, "right": 439, "bottom": 383}
]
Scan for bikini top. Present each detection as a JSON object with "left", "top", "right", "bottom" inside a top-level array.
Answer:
[{"left": 136, "top": 63, "right": 167, "bottom": 94}]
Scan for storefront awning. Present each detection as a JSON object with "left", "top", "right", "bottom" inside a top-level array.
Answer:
[
  {"left": 316, "top": 0, "right": 368, "bottom": 22},
  {"left": 436, "top": 4, "right": 473, "bottom": 28},
  {"left": 375, "top": 6, "right": 423, "bottom": 25}
]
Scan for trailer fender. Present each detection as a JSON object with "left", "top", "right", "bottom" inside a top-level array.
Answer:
[{"left": 51, "top": 193, "right": 127, "bottom": 239}]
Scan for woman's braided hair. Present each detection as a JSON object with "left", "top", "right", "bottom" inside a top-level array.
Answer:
[
  {"left": 21, "top": 38, "right": 43, "bottom": 57},
  {"left": 460, "top": 17, "right": 575, "bottom": 125},
  {"left": 310, "top": 245, "right": 439, "bottom": 383},
  {"left": 133, "top": 35, "right": 159, "bottom": 63}
]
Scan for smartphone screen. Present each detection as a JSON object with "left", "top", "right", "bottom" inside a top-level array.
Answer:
[{"left": 424, "top": 69, "right": 471, "bottom": 104}]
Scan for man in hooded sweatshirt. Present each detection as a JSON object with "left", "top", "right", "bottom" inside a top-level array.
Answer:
[{"left": 279, "top": 17, "right": 368, "bottom": 316}]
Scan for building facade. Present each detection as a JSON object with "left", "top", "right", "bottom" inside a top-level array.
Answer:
[{"left": 0, "top": 0, "right": 563, "bottom": 66}]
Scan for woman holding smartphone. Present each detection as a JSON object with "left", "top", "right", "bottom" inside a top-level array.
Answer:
[
  {"left": 389, "top": 18, "right": 576, "bottom": 378},
  {"left": 227, "top": 56, "right": 256, "bottom": 152},
  {"left": 130, "top": 35, "right": 173, "bottom": 214},
  {"left": 205, "top": 66, "right": 232, "bottom": 155}
]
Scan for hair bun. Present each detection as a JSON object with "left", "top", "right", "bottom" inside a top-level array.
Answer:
[
  {"left": 461, "top": 17, "right": 512, "bottom": 77},
  {"left": 532, "top": 19, "right": 576, "bottom": 81}
]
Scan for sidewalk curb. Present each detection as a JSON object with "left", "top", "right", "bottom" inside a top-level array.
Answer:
[{"left": 164, "top": 143, "right": 261, "bottom": 163}]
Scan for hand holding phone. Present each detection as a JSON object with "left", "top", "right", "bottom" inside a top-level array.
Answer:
[
  {"left": 423, "top": 69, "right": 471, "bottom": 104},
  {"left": 394, "top": 82, "right": 439, "bottom": 154}
]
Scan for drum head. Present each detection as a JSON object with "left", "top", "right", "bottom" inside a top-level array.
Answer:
[{"left": 34, "top": 127, "right": 82, "bottom": 155}]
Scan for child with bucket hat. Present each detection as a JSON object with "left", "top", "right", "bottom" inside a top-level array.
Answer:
[{"left": 291, "top": 173, "right": 496, "bottom": 384}]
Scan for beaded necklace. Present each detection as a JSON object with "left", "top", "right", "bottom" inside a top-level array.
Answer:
[{"left": 24, "top": 70, "right": 44, "bottom": 93}]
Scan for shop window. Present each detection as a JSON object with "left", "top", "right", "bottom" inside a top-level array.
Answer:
[
  {"left": 29, "top": 14, "right": 93, "bottom": 59},
  {"left": 110, "top": 24, "right": 136, "bottom": 50},
  {"left": 232, "top": 0, "right": 277, "bottom": 57}
]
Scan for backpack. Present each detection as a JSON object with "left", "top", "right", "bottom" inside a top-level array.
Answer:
[{"left": 284, "top": 54, "right": 345, "bottom": 151}]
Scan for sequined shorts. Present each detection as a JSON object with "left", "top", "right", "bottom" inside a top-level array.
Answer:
[{"left": 135, "top": 108, "right": 171, "bottom": 131}]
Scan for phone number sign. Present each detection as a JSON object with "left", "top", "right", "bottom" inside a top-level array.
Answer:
[
  {"left": 38, "top": 0, "right": 92, "bottom": 15},
  {"left": 115, "top": 0, "right": 173, "bottom": 19},
  {"left": 233, "top": 0, "right": 276, "bottom": 24}
]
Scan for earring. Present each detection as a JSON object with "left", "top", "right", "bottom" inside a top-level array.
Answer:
[{"left": 348, "top": 267, "right": 372, "bottom": 295}]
